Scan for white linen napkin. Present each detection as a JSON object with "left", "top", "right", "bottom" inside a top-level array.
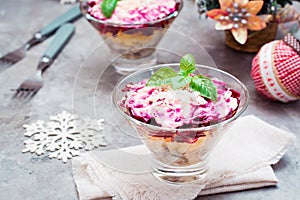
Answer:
[{"left": 72, "top": 115, "right": 295, "bottom": 200}]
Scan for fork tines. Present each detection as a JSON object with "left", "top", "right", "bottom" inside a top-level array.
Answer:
[
  {"left": 12, "top": 88, "right": 38, "bottom": 101},
  {"left": 0, "top": 50, "right": 25, "bottom": 72}
]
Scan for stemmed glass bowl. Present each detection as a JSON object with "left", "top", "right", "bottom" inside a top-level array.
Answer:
[
  {"left": 80, "top": 0, "right": 183, "bottom": 74},
  {"left": 112, "top": 63, "right": 249, "bottom": 184}
]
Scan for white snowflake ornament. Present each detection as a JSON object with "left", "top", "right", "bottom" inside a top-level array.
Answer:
[
  {"left": 22, "top": 111, "right": 106, "bottom": 163},
  {"left": 23, "top": 120, "right": 52, "bottom": 156},
  {"left": 77, "top": 118, "right": 107, "bottom": 151}
]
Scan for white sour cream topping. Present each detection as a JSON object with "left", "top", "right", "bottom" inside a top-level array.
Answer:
[{"left": 122, "top": 78, "right": 238, "bottom": 128}]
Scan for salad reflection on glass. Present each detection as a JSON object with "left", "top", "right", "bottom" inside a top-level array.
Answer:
[
  {"left": 80, "top": 0, "right": 183, "bottom": 74},
  {"left": 112, "top": 54, "right": 249, "bottom": 184}
]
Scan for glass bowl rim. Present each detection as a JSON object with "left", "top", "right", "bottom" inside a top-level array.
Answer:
[
  {"left": 112, "top": 63, "right": 249, "bottom": 132},
  {"left": 79, "top": 0, "right": 183, "bottom": 27}
]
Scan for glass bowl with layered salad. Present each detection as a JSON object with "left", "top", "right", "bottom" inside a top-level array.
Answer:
[
  {"left": 80, "top": 0, "right": 183, "bottom": 74},
  {"left": 112, "top": 54, "right": 249, "bottom": 184}
]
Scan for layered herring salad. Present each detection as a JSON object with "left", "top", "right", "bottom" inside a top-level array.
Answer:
[
  {"left": 121, "top": 79, "right": 238, "bottom": 130},
  {"left": 87, "top": 0, "right": 178, "bottom": 23},
  {"left": 84, "top": 0, "right": 181, "bottom": 61},
  {"left": 118, "top": 54, "right": 241, "bottom": 167}
]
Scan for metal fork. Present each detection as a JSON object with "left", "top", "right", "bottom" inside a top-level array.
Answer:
[
  {"left": 13, "top": 23, "right": 75, "bottom": 99},
  {"left": 0, "top": 5, "right": 81, "bottom": 73}
]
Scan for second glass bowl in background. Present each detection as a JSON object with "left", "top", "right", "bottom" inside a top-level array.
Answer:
[{"left": 80, "top": 0, "right": 183, "bottom": 74}]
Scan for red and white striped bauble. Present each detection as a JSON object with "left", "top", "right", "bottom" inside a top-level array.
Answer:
[{"left": 251, "top": 35, "right": 300, "bottom": 103}]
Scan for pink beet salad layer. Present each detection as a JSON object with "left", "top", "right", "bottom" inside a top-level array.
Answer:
[
  {"left": 87, "top": 0, "right": 177, "bottom": 24},
  {"left": 120, "top": 79, "right": 240, "bottom": 129}
]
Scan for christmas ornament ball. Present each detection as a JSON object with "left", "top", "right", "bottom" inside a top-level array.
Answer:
[{"left": 251, "top": 39, "right": 300, "bottom": 103}]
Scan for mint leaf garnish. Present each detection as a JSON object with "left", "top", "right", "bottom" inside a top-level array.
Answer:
[
  {"left": 146, "top": 67, "right": 177, "bottom": 86},
  {"left": 190, "top": 75, "right": 218, "bottom": 102},
  {"left": 146, "top": 54, "right": 218, "bottom": 102},
  {"left": 168, "top": 76, "right": 192, "bottom": 89},
  {"left": 101, "top": 0, "right": 118, "bottom": 18},
  {"left": 179, "top": 53, "right": 196, "bottom": 76}
]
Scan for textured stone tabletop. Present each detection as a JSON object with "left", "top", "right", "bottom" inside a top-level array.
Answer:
[{"left": 0, "top": 0, "right": 299, "bottom": 199}]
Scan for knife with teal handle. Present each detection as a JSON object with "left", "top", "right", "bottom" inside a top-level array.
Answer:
[
  {"left": 0, "top": 5, "right": 81, "bottom": 73},
  {"left": 39, "top": 4, "right": 81, "bottom": 38},
  {"left": 26, "top": 4, "right": 82, "bottom": 50}
]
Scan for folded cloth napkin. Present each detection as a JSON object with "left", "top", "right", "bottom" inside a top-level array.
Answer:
[{"left": 72, "top": 115, "right": 295, "bottom": 200}]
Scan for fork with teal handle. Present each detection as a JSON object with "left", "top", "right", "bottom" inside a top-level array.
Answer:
[{"left": 13, "top": 23, "right": 75, "bottom": 99}]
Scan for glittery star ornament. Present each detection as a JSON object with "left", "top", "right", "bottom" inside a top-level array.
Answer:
[
  {"left": 251, "top": 33, "right": 300, "bottom": 102},
  {"left": 207, "top": 0, "right": 266, "bottom": 44},
  {"left": 22, "top": 111, "right": 107, "bottom": 163}
]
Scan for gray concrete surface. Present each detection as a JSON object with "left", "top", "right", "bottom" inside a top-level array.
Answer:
[{"left": 0, "top": 0, "right": 299, "bottom": 199}]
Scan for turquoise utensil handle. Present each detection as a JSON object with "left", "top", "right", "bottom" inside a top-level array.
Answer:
[
  {"left": 39, "top": 5, "right": 81, "bottom": 38},
  {"left": 43, "top": 23, "right": 75, "bottom": 59}
]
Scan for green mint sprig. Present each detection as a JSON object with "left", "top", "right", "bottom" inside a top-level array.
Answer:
[
  {"left": 101, "top": 0, "right": 118, "bottom": 18},
  {"left": 146, "top": 54, "right": 218, "bottom": 102}
]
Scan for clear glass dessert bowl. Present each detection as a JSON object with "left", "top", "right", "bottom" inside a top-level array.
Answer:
[
  {"left": 80, "top": 0, "right": 183, "bottom": 74},
  {"left": 112, "top": 63, "right": 249, "bottom": 184}
]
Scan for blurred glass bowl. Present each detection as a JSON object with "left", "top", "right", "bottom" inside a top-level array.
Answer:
[
  {"left": 80, "top": 0, "right": 183, "bottom": 74},
  {"left": 112, "top": 63, "right": 249, "bottom": 184}
]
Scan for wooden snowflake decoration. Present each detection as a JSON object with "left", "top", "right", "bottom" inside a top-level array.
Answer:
[{"left": 22, "top": 111, "right": 107, "bottom": 163}]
